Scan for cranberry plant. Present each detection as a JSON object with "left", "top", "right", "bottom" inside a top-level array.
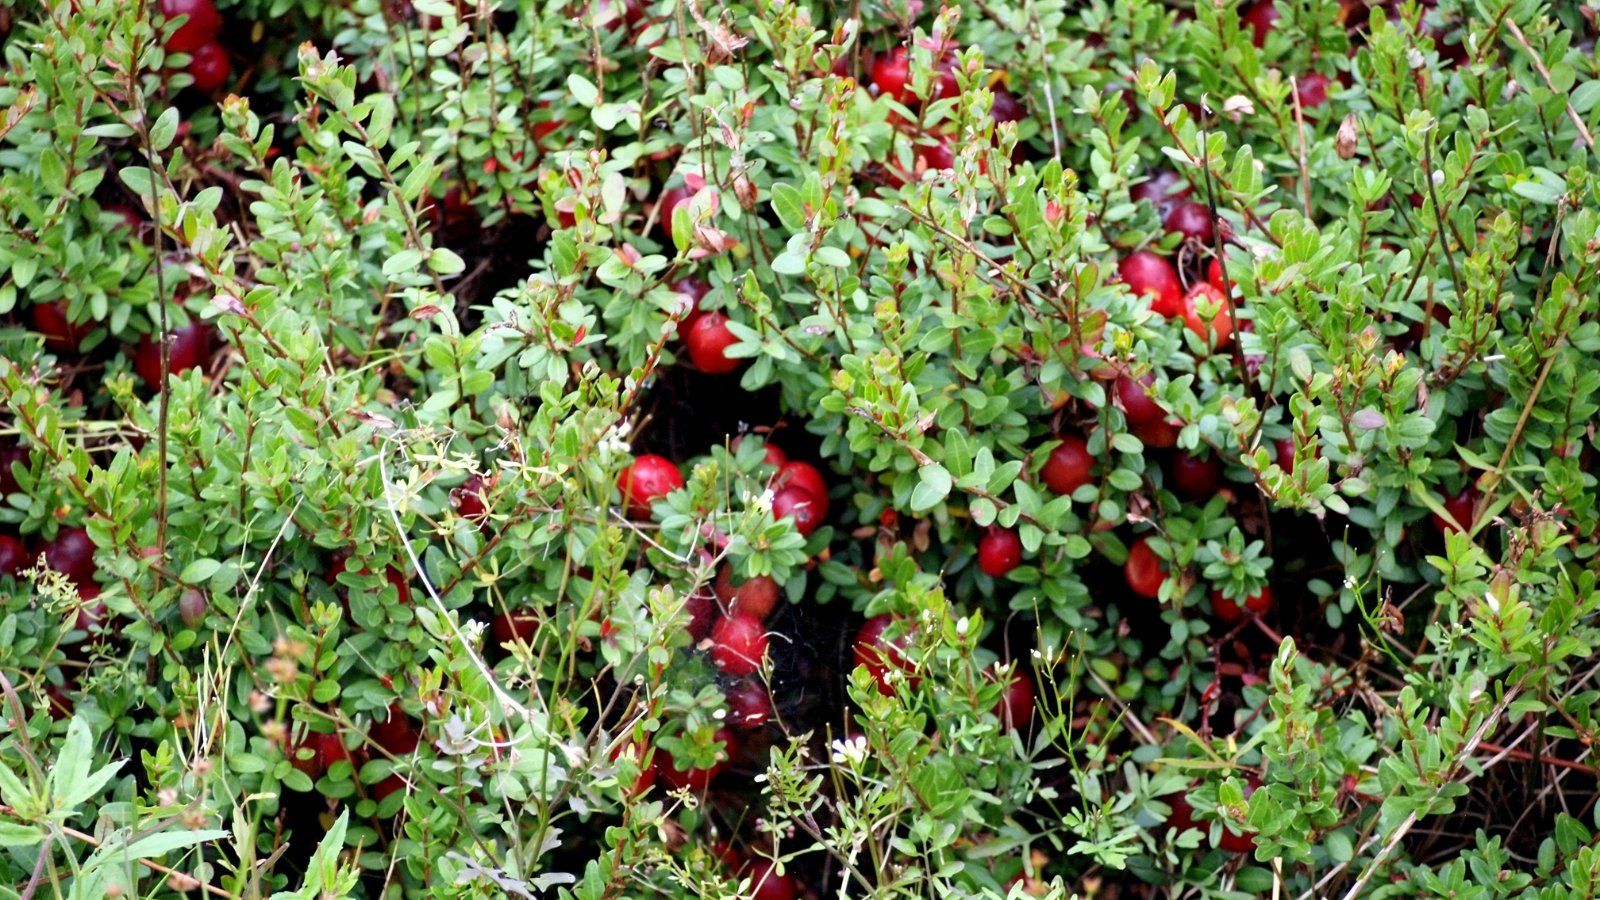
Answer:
[{"left": 1, "top": 0, "right": 1599, "bottom": 897}]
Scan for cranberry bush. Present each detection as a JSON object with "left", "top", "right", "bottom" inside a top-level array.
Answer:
[{"left": 1, "top": 0, "right": 1599, "bottom": 896}]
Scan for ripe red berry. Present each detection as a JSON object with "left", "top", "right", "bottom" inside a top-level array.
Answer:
[
  {"left": 1275, "top": 438, "right": 1296, "bottom": 473},
  {"left": 1295, "top": 71, "right": 1331, "bottom": 109},
  {"left": 1124, "top": 537, "right": 1166, "bottom": 599},
  {"left": 1164, "top": 200, "right": 1215, "bottom": 245},
  {"left": 1170, "top": 451, "right": 1222, "bottom": 500},
  {"left": 186, "top": 40, "right": 231, "bottom": 92},
  {"left": 1116, "top": 373, "right": 1164, "bottom": 427},
  {"left": 870, "top": 47, "right": 912, "bottom": 103},
  {"left": 135, "top": 321, "right": 214, "bottom": 387},
  {"left": 491, "top": 610, "right": 540, "bottom": 647},
  {"left": 714, "top": 567, "right": 781, "bottom": 620},
  {"left": 853, "top": 614, "right": 915, "bottom": 695},
  {"left": 991, "top": 666, "right": 1035, "bottom": 730},
  {"left": 990, "top": 88, "right": 1025, "bottom": 124},
  {"left": 747, "top": 860, "right": 798, "bottom": 900},
  {"left": 1119, "top": 250, "right": 1183, "bottom": 318},
  {"left": 369, "top": 704, "right": 422, "bottom": 755},
  {"left": 772, "top": 486, "right": 821, "bottom": 536},
  {"left": 1181, "top": 282, "right": 1235, "bottom": 349},
  {"left": 1432, "top": 486, "right": 1477, "bottom": 534},
  {"left": 451, "top": 474, "right": 489, "bottom": 521},
  {"left": 711, "top": 613, "right": 768, "bottom": 676},
  {"left": 1130, "top": 169, "right": 1192, "bottom": 217},
  {"left": 685, "top": 312, "right": 741, "bottom": 375},
  {"left": 1241, "top": 0, "right": 1281, "bottom": 48},
  {"left": 1134, "top": 416, "right": 1181, "bottom": 449},
  {"left": 291, "top": 731, "right": 352, "bottom": 782},
  {"left": 617, "top": 454, "right": 684, "bottom": 519},
  {"left": 0, "top": 535, "right": 26, "bottom": 578},
  {"left": 160, "top": 0, "right": 223, "bottom": 54},
  {"left": 774, "top": 461, "right": 829, "bottom": 519},
  {"left": 1210, "top": 586, "right": 1274, "bottom": 624},
  {"left": 977, "top": 527, "right": 1023, "bottom": 578},
  {"left": 1040, "top": 434, "right": 1093, "bottom": 495},
  {"left": 656, "top": 184, "right": 694, "bottom": 239},
  {"left": 683, "top": 590, "right": 715, "bottom": 641},
  {"left": 724, "top": 679, "right": 772, "bottom": 730},
  {"left": 31, "top": 301, "right": 92, "bottom": 353},
  {"left": 1206, "top": 257, "right": 1230, "bottom": 294},
  {"left": 42, "top": 526, "right": 96, "bottom": 587},
  {"left": 656, "top": 727, "right": 737, "bottom": 792}
]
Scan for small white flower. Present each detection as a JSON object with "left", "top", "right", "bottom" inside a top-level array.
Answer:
[
  {"left": 955, "top": 616, "right": 969, "bottom": 637},
  {"left": 1431, "top": 169, "right": 1445, "bottom": 187},
  {"left": 752, "top": 488, "right": 775, "bottom": 512},
  {"left": 1406, "top": 48, "right": 1426, "bottom": 69},
  {"left": 753, "top": 773, "right": 767, "bottom": 783},
  {"left": 830, "top": 735, "right": 868, "bottom": 766}
]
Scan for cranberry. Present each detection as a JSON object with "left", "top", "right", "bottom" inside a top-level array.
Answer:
[
  {"left": 747, "top": 860, "right": 798, "bottom": 900},
  {"left": 1241, "top": 0, "right": 1281, "bottom": 48},
  {"left": 451, "top": 474, "right": 489, "bottom": 521},
  {"left": 31, "top": 301, "right": 92, "bottom": 353},
  {"left": 774, "top": 461, "right": 830, "bottom": 519},
  {"left": 160, "top": 0, "right": 224, "bottom": 54},
  {"left": 1181, "top": 282, "right": 1235, "bottom": 349},
  {"left": 685, "top": 312, "right": 741, "bottom": 375},
  {"left": 134, "top": 321, "right": 214, "bottom": 387},
  {"left": 1040, "top": 434, "right": 1094, "bottom": 495},
  {"left": 0, "top": 535, "right": 26, "bottom": 578},
  {"left": 491, "top": 610, "right": 540, "bottom": 647},
  {"left": 42, "top": 527, "right": 96, "bottom": 587},
  {"left": 992, "top": 666, "right": 1035, "bottom": 730},
  {"left": 724, "top": 680, "right": 772, "bottom": 730},
  {"left": 977, "top": 527, "right": 1023, "bottom": 578},
  {"left": 710, "top": 613, "right": 768, "bottom": 676},
  {"left": 1432, "top": 486, "right": 1477, "bottom": 534},
  {"left": 186, "top": 40, "right": 231, "bottom": 93},
  {"left": 715, "top": 568, "right": 781, "bottom": 620},
  {"left": 854, "top": 614, "right": 915, "bottom": 695},
  {"left": 617, "top": 454, "right": 684, "bottom": 519},
  {"left": 990, "top": 89, "right": 1026, "bottom": 124},
  {"left": 1131, "top": 169, "right": 1193, "bottom": 217},
  {"left": 369, "top": 704, "right": 421, "bottom": 755},
  {"left": 1164, "top": 200, "right": 1216, "bottom": 245},
  {"left": 1210, "top": 586, "right": 1274, "bottom": 624},
  {"left": 1274, "top": 438, "right": 1296, "bottom": 473},
  {"left": 683, "top": 590, "right": 715, "bottom": 641},
  {"left": 1118, "top": 250, "right": 1183, "bottom": 318},
  {"left": 1295, "top": 72, "right": 1331, "bottom": 110},
  {"left": 177, "top": 588, "right": 207, "bottom": 628},
  {"left": 870, "top": 47, "right": 912, "bottom": 103},
  {"left": 655, "top": 184, "right": 694, "bottom": 239},
  {"left": 1116, "top": 373, "right": 1164, "bottom": 427},
  {"left": 1124, "top": 537, "right": 1166, "bottom": 599},
  {"left": 1170, "top": 451, "right": 1222, "bottom": 500},
  {"left": 772, "top": 486, "right": 821, "bottom": 536}
]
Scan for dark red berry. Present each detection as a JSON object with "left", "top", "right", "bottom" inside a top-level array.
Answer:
[
  {"left": 160, "top": 0, "right": 223, "bottom": 54},
  {"left": 1119, "top": 250, "right": 1183, "bottom": 318},
  {"left": 1040, "top": 435, "right": 1093, "bottom": 495},
  {"left": 772, "top": 486, "right": 821, "bottom": 536},
  {"left": 1124, "top": 537, "right": 1166, "bottom": 599},
  {"left": 977, "top": 527, "right": 1023, "bottom": 578},
  {"left": 1170, "top": 451, "right": 1222, "bottom": 500},
  {"left": 1164, "top": 200, "right": 1215, "bottom": 245},
  {"left": 135, "top": 321, "right": 214, "bottom": 387},
  {"left": 1116, "top": 373, "right": 1164, "bottom": 427},
  {"left": 186, "top": 40, "right": 231, "bottom": 93},
  {"left": 43, "top": 527, "right": 96, "bottom": 587},
  {"left": 617, "top": 455, "right": 684, "bottom": 519},
  {"left": 685, "top": 312, "right": 741, "bottom": 375},
  {"left": 711, "top": 613, "right": 768, "bottom": 676}
]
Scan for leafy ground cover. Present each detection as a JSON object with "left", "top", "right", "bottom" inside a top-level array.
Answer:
[{"left": 1, "top": 0, "right": 1599, "bottom": 897}]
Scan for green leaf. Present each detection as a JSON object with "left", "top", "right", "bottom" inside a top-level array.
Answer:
[
  {"left": 428, "top": 247, "right": 466, "bottom": 275},
  {"left": 568, "top": 73, "right": 599, "bottom": 107},
  {"left": 151, "top": 107, "right": 182, "bottom": 152},
  {"left": 770, "top": 183, "right": 806, "bottom": 231},
  {"left": 115, "top": 829, "right": 231, "bottom": 861},
  {"left": 383, "top": 249, "right": 425, "bottom": 277},
  {"left": 0, "top": 822, "right": 41, "bottom": 848},
  {"left": 909, "top": 463, "right": 952, "bottom": 513},
  {"left": 180, "top": 558, "right": 221, "bottom": 584}
]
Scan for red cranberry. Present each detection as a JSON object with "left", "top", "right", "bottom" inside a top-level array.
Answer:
[
  {"left": 1116, "top": 373, "right": 1164, "bottom": 427},
  {"left": 1164, "top": 200, "right": 1216, "bottom": 245},
  {"left": 186, "top": 40, "right": 231, "bottom": 93},
  {"left": 135, "top": 321, "right": 214, "bottom": 387},
  {"left": 1170, "top": 451, "right": 1222, "bottom": 500},
  {"left": 1040, "top": 435, "right": 1093, "bottom": 495},
  {"left": 772, "top": 486, "right": 821, "bottom": 536},
  {"left": 160, "top": 0, "right": 224, "bottom": 54},
  {"left": 977, "top": 527, "right": 1023, "bottom": 578},
  {"left": 1118, "top": 250, "right": 1183, "bottom": 318}
]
